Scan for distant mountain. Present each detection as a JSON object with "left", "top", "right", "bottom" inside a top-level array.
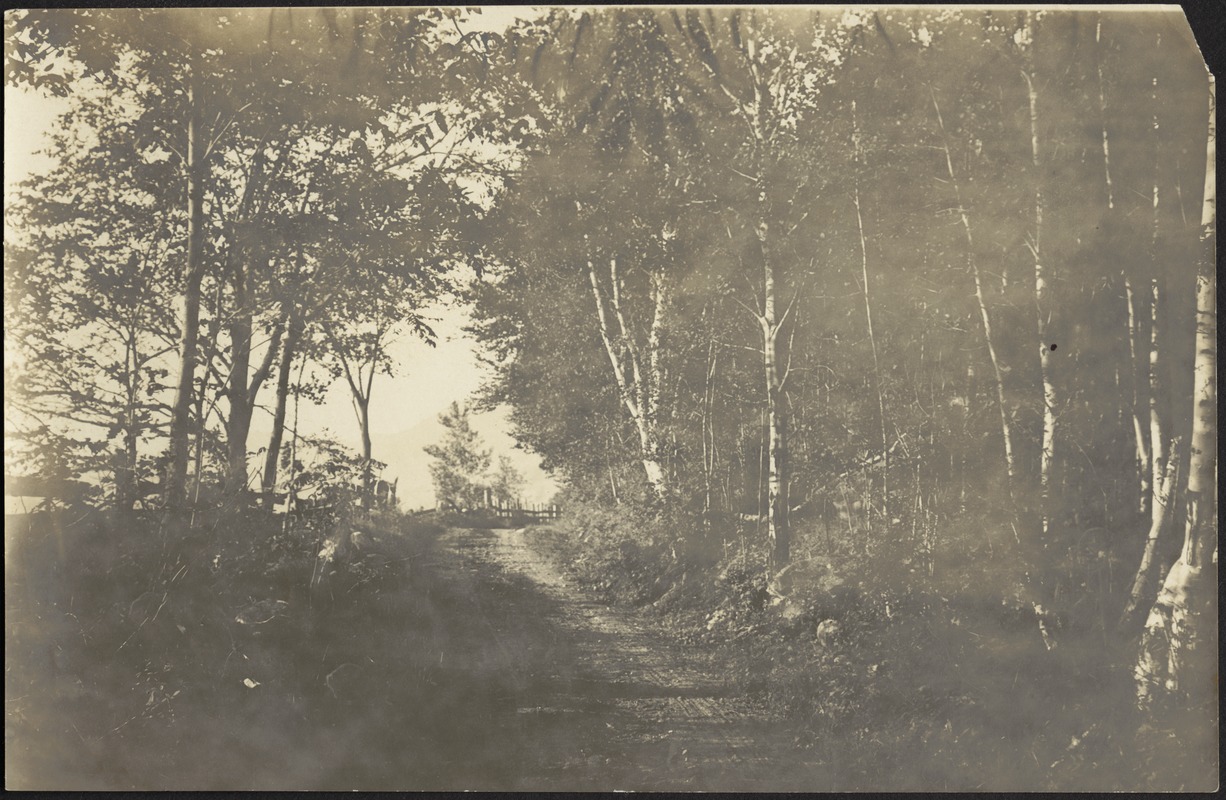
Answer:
[{"left": 369, "top": 416, "right": 439, "bottom": 510}]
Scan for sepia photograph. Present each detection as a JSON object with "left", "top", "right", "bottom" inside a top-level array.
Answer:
[{"left": 4, "top": 5, "right": 1218, "bottom": 791}]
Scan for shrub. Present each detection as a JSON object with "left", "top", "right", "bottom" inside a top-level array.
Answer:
[{"left": 539, "top": 496, "right": 683, "bottom": 606}]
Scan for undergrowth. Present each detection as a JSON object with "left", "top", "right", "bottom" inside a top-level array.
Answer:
[
  {"left": 532, "top": 495, "right": 1217, "bottom": 792},
  {"left": 4, "top": 504, "right": 526, "bottom": 790}
]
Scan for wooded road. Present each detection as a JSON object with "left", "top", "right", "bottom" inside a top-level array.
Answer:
[{"left": 428, "top": 525, "right": 820, "bottom": 791}]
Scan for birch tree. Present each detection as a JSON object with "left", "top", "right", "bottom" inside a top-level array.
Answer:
[
  {"left": 495, "top": 10, "right": 713, "bottom": 504},
  {"left": 1135, "top": 76, "right": 1216, "bottom": 710},
  {"left": 661, "top": 8, "right": 831, "bottom": 570},
  {"left": 587, "top": 249, "right": 675, "bottom": 502},
  {"left": 1096, "top": 14, "right": 1153, "bottom": 517},
  {"left": 1019, "top": 11, "right": 1059, "bottom": 539}
]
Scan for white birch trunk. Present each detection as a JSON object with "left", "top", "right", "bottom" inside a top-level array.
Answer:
[
  {"left": 587, "top": 258, "right": 671, "bottom": 502},
  {"left": 852, "top": 100, "right": 890, "bottom": 526},
  {"left": 1022, "top": 14, "right": 1057, "bottom": 539},
  {"left": 1147, "top": 56, "right": 1172, "bottom": 535},
  {"left": 1125, "top": 278, "right": 1153, "bottom": 515},
  {"left": 1136, "top": 76, "right": 1216, "bottom": 710},
  {"left": 931, "top": 91, "right": 1019, "bottom": 504},
  {"left": 758, "top": 217, "right": 789, "bottom": 571},
  {"left": 1119, "top": 437, "right": 1181, "bottom": 634}
]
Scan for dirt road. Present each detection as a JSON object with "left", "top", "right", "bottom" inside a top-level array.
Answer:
[
  {"left": 6, "top": 519, "right": 824, "bottom": 791},
  {"left": 431, "top": 525, "right": 823, "bottom": 792}
]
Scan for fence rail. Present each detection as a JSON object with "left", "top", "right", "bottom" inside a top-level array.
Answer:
[
  {"left": 487, "top": 504, "right": 563, "bottom": 520},
  {"left": 479, "top": 488, "right": 562, "bottom": 520}
]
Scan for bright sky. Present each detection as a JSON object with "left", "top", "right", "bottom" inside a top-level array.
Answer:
[{"left": 3, "top": 64, "right": 557, "bottom": 509}]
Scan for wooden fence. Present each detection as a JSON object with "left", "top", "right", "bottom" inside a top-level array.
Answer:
[
  {"left": 480, "top": 488, "right": 562, "bottom": 521},
  {"left": 489, "top": 503, "right": 562, "bottom": 521}
]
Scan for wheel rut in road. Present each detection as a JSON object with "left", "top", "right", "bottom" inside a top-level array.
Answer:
[{"left": 434, "top": 526, "right": 822, "bottom": 792}]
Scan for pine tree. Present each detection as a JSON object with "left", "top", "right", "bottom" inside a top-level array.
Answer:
[{"left": 423, "top": 402, "right": 492, "bottom": 511}]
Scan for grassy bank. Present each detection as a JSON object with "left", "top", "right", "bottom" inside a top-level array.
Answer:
[{"left": 5, "top": 507, "right": 546, "bottom": 789}]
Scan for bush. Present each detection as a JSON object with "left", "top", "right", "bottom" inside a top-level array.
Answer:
[{"left": 538, "top": 496, "right": 685, "bottom": 606}]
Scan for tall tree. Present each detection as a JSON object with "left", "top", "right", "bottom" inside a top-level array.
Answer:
[
  {"left": 929, "top": 89, "right": 1020, "bottom": 509},
  {"left": 6, "top": 72, "right": 181, "bottom": 508},
  {"left": 664, "top": 8, "right": 830, "bottom": 570},
  {"left": 1096, "top": 14, "right": 1153, "bottom": 518},
  {"left": 1019, "top": 11, "right": 1059, "bottom": 539},
  {"left": 503, "top": 9, "right": 713, "bottom": 504},
  {"left": 851, "top": 99, "right": 891, "bottom": 525},
  {"left": 6, "top": 7, "right": 501, "bottom": 512}
]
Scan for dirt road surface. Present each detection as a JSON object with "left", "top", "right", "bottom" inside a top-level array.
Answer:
[{"left": 431, "top": 525, "right": 823, "bottom": 792}]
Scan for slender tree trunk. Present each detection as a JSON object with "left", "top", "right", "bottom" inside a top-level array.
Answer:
[
  {"left": 1119, "top": 437, "right": 1182, "bottom": 633},
  {"left": 1094, "top": 16, "right": 1116, "bottom": 223},
  {"left": 931, "top": 90, "right": 1019, "bottom": 504},
  {"left": 1099, "top": 15, "right": 1152, "bottom": 517},
  {"left": 260, "top": 172, "right": 317, "bottom": 508},
  {"left": 607, "top": 447, "right": 621, "bottom": 506},
  {"left": 324, "top": 315, "right": 381, "bottom": 505},
  {"left": 852, "top": 100, "right": 890, "bottom": 525},
  {"left": 758, "top": 217, "right": 789, "bottom": 571},
  {"left": 357, "top": 396, "right": 372, "bottom": 466},
  {"left": 702, "top": 338, "right": 718, "bottom": 521},
  {"left": 1126, "top": 278, "right": 1153, "bottom": 515},
  {"left": 121, "top": 421, "right": 139, "bottom": 509},
  {"left": 960, "top": 362, "right": 973, "bottom": 513},
  {"left": 1022, "top": 18, "right": 1057, "bottom": 539},
  {"left": 1147, "top": 56, "right": 1172, "bottom": 533},
  {"left": 226, "top": 270, "right": 253, "bottom": 495},
  {"left": 285, "top": 356, "right": 305, "bottom": 521},
  {"left": 119, "top": 335, "right": 140, "bottom": 510},
  {"left": 189, "top": 274, "right": 237, "bottom": 520},
  {"left": 1148, "top": 276, "right": 1170, "bottom": 513},
  {"left": 263, "top": 313, "right": 301, "bottom": 505},
  {"left": 643, "top": 270, "right": 672, "bottom": 502},
  {"left": 1136, "top": 78, "right": 1216, "bottom": 709},
  {"left": 225, "top": 295, "right": 283, "bottom": 501},
  {"left": 114, "top": 330, "right": 140, "bottom": 511},
  {"left": 163, "top": 49, "right": 206, "bottom": 511},
  {"left": 190, "top": 380, "right": 207, "bottom": 514},
  {"left": 221, "top": 134, "right": 284, "bottom": 500}
]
